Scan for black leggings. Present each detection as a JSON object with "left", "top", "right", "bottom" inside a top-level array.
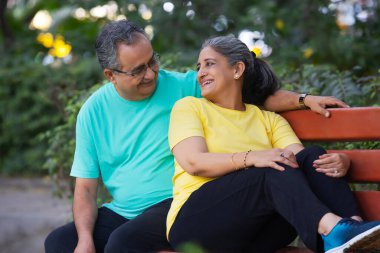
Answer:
[
  {"left": 169, "top": 146, "right": 360, "bottom": 253},
  {"left": 44, "top": 199, "right": 173, "bottom": 253}
]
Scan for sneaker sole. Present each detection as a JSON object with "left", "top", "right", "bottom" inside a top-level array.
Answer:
[
  {"left": 345, "top": 229, "right": 380, "bottom": 253},
  {"left": 325, "top": 224, "right": 380, "bottom": 253}
]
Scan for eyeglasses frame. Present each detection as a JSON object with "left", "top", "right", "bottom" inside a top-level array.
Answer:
[{"left": 110, "top": 52, "right": 160, "bottom": 78}]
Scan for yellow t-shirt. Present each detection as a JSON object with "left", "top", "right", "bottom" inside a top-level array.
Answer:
[{"left": 166, "top": 97, "right": 301, "bottom": 238}]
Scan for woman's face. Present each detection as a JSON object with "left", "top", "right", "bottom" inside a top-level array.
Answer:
[{"left": 196, "top": 46, "right": 236, "bottom": 100}]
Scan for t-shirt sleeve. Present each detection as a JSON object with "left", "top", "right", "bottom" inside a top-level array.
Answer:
[
  {"left": 70, "top": 107, "right": 100, "bottom": 178},
  {"left": 184, "top": 70, "right": 201, "bottom": 98},
  {"left": 169, "top": 98, "right": 204, "bottom": 150},
  {"left": 266, "top": 111, "right": 301, "bottom": 149}
]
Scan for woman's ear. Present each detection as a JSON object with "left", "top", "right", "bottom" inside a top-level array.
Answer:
[{"left": 234, "top": 61, "right": 245, "bottom": 79}]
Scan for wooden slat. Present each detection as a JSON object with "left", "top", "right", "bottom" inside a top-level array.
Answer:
[
  {"left": 281, "top": 107, "right": 380, "bottom": 141},
  {"left": 354, "top": 191, "right": 380, "bottom": 221},
  {"left": 328, "top": 150, "right": 380, "bottom": 182}
]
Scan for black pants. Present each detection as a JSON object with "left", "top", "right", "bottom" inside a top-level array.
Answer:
[
  {"left": 44, "top": 199, "right": 173, "bottom": 253},
  {"left": 169, "top": 146, "right": 360, "bottom": 253},
  {"left": 44, "top": 197, "right": 297, "bottom": 253}
]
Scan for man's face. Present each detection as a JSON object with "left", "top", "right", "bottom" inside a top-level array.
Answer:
[{"left": 105, "top": 35, "right": 159, "bottom": 101}]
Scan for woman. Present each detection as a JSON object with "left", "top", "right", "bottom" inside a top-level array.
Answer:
[{"left": 166, "top": 35, "right": 380, "bottom": 253}]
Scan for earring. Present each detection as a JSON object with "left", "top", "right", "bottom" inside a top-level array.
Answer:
[{"left": 234, "top": 75, "right": 239, "bottom": 79}]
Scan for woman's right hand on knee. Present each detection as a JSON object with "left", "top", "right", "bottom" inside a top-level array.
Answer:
[{"left": 247, "top": 148, "right": 299, "bottom": 171}]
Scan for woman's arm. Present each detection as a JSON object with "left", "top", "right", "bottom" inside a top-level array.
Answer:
[
  {"left": 263, "top": 90, "right": 349, "bottom": 117},
  {"left": 172, "top": 136, "right": 299, "bottom": 178}
]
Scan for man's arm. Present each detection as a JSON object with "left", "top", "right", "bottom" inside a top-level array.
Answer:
[
  {"left": 263, "top": 90, "right": 349, "bottom": 117},
  {"left": 73, "top": 178, "right": 98, "bottom": 253}
]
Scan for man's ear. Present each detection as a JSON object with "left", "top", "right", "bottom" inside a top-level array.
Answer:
[
  {"left": 104, "top": 69, "right": 115, "bottom": 83},
  {"left": 234, "top": 61, "right": 245, "bottom": 79}
]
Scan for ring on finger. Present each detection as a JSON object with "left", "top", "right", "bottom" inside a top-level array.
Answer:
[{"left": 334, "top": 169, "right": 338, "bottom": 174}]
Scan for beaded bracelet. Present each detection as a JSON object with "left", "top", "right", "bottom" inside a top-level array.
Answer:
[{"left": 243, "top": 150, "right": 252, "bottom": 168}]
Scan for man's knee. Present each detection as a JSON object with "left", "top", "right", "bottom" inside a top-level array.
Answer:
[
  {"left": 45, "top": 223, "right": 77, "bottom": 253},
  {"left": 105, "top": 227, "right": 171, "bottom": 253},
  {"left": 104, "top": 228, "right": 139, "bottom": 253}
]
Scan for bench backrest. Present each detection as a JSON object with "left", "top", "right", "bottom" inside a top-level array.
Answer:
[{"left": 281, "top": 107, "right": 380, "bottom": 221}]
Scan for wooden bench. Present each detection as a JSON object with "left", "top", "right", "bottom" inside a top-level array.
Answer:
[
  {"left": 161, "top": 107, "right": 380, "bottom": 253},
  {"left": 277, "top": 107, "right": 380, "bottom": 253}
]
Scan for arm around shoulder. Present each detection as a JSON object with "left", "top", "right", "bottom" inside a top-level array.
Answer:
[
  {"left": 263, "top": 90, "right": 349, "bottom": 117},
  {"left": 263, "top": 90, "right": 300, "bottom": 112}
]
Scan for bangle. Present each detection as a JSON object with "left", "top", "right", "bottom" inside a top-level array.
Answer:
[
  {"left": 243, "top": 150, "right": 252, "bottom": 168},
  {"left": 231, "top": 153, "right": 239, "bottom": 170}
]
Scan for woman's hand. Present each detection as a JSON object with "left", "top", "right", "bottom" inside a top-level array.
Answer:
[
  {"left": 313, "top": 153, "right": 350, "bottom": 177},
  {"left": 248, "top": 148, "right": 299, "bottom": 171}
]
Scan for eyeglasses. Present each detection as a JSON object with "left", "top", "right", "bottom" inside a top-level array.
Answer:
[{"left": 111, "top": 52, "right": 159, "bottom": 78}]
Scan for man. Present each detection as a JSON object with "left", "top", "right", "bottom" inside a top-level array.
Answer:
[{"left": 45, "top": 20, "right": 348, "bottom": 253}]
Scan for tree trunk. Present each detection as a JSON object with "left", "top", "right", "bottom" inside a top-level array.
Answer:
[{"left": 0, "top": 0, "right": 13, "bottom": 49}]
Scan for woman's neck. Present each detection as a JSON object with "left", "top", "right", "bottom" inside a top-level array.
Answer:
[
  {"left": 211, "top": 91, "right": 246, "bottom": 111},
  {"left": 214, "top": 101, "right": 246, "bottom": 111}
]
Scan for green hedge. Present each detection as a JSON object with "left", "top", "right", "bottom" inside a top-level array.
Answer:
[{"left": 0, "top": 48, "right": 103, "bottom": 175}]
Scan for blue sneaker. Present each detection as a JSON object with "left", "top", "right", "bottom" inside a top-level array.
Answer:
[{"left": 322, "top": 218, "right": 380, "bottom": 253}]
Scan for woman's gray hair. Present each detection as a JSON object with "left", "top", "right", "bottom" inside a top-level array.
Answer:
[
  {"left": 201, "top": 35, "right": 280, "bottom": 106},
  {"left": 201, "top": 34, "right": 254, "bottom": 74},
  {"left": 95, "top": 20, "right": 148, "bottom": 70}
]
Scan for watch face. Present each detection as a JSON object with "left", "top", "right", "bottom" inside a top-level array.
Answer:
[{"left": 299, "top": 93, "right": 308, "bottom": 107}]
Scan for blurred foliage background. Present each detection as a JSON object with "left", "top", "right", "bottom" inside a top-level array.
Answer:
[{"left": 1, "top": 0, "right": 379, "bottom": 188}]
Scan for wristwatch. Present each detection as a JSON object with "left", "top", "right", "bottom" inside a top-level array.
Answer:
[{"left": 299, "top": 93, "right": 309, "bottom": 108}]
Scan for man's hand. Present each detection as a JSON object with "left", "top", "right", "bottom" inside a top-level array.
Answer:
[
  {"left": 74, "top": 237, "right": 96, "bottom": 253},
  {"left": 313, "top": 153, "right": 350, "bottom": 177},
  {"left": 262, "top": 90, "right": 349, "bottom": 117},
  {"left": 304, "top": 95, "right": 349, "bottom": 118}
]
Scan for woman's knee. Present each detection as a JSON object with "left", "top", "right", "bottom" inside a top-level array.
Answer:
[
  {"left": 296, "top": 145, "right": 326, "bottom": 170},
  {"left": 300, "top": 145, "right": 326, "bottom": 158}
]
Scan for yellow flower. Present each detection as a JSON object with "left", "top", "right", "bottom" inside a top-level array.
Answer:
[
  {"left": 44, "top": 34, "right": 72, "bottom": 58},
  {"left": 53, "top": 37, "right": 65, "bottom": 49},
  {"left": 275, "top": 19, "right": 285, "bottom": 30},
  {"left": 251, "top": 47, "right": 261, "bottom": 57},
  {"left": 55, "top": 34, "right": 65, "bottom": 41},
  {"left": 303, "top": 48, "right": 313, "bottom": 59},
  {"left": 48, "top": 48, "right": 56, "bottom": 57},
  {"left": 336, "top": 20, "right": 348, "bottom": 31},
  {"left": 36, "top": 33, "right": 54, "bottom": 48},
  {"left": 55, "top": 43, "right": 72, "bottom": 58},
  {"left": 49, "top": 43, "right": 72, "bottom": 58}
]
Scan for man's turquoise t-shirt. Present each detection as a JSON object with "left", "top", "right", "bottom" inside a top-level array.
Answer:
[{"left": 70, "top": 69, "right": 201, "bottom": 219}]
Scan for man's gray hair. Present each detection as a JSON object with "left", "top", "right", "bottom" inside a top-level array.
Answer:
[{"left": 95, "top": 20, "right": 148, "bottom": 70}]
